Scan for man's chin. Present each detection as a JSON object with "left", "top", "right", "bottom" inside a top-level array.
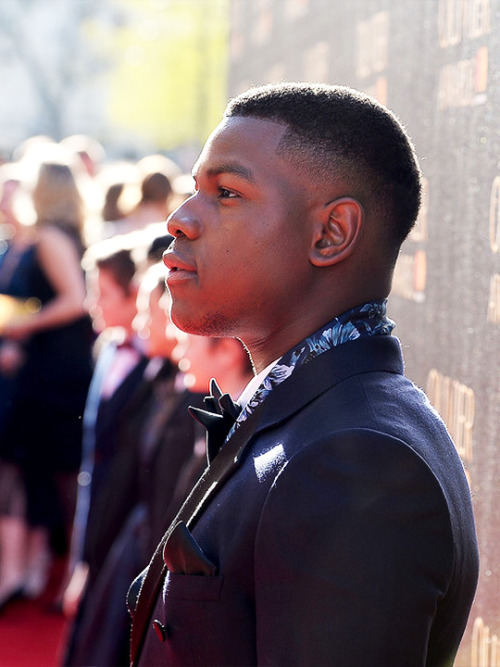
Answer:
[{"left": 171, "top": 307, "right": 236, "bottom": 338}]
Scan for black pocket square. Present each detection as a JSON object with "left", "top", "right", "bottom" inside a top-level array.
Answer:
[{"left": 163, "top": 520, "right": 217, "bottom": 576}]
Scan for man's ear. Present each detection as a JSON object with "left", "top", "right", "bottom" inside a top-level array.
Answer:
[{"left": 309, "top": 197, "right": 363, "bottom": 267}]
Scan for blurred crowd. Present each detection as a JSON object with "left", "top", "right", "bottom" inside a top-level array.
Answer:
[{"left": 0, "top": 134, "right": 254, "bottom": 665}]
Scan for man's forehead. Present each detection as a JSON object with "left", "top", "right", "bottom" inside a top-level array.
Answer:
[{"left": 193, "top": 116, "right": 288, "bottom": 177}]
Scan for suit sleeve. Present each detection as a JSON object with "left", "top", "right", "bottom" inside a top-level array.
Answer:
[{"left": 254, "top": 429, "right": 454, "bottom": 667}]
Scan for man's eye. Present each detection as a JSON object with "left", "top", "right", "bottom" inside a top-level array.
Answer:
[{"left": 218, "top": 187, "right": 237, "bottom": 199}]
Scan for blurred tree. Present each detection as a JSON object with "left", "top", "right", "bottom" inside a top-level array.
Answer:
[
  {"left": 0, "top": 0, "right": 229, "bottom": 158},
  {"left": 0, "top": 0, "right": 107, "bottom": 140},
  {"left": 103, "top": 0, "right": 230, "bottom": 152}
]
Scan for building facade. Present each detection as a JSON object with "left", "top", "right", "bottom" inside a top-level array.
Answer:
[{"left": 227, "top": 1, "right": 499, "bottom": 665}]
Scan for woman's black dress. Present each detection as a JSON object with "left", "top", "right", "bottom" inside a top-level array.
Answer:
[{"left": 0, "top": 230, "right": 93, "bottom": 528}]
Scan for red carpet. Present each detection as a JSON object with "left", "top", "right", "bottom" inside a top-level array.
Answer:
[{"left": 0, "top": 557, "right": 69, "bottom": 667}]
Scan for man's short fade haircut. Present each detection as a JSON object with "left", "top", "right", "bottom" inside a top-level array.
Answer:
[{"left": 225, "top": 82, "right": 422, "bottom": 257}]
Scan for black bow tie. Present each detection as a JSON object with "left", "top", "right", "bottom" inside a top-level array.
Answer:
[{"left": 189, "top": 378, "right": 242, "bottom": 463}]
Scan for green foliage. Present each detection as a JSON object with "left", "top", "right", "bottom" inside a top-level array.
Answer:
[{"left": 104, "top": 0, "right": 230, "bottom": 151}]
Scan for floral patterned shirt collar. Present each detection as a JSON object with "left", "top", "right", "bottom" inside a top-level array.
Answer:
[{"left": 233, "top": 299, "right": 394, "bottom": 431}]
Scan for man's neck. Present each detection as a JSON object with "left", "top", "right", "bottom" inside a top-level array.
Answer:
[
  {"left": 223, "top": 370, "right": 255, "bottom": 401},
  {"left": 246, "top": 299, "right": 392, "bottom": 373}
]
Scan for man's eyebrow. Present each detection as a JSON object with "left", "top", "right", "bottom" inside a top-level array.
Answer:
[{"left": 193, "top": 162, "right": 256, "bottom": 183}]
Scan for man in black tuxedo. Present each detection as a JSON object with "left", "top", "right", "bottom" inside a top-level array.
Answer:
[{"left": 129, "top": 83, "right": 479, "bottom": 667}]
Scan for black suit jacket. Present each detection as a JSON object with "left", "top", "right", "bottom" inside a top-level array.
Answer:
[
  {"left": 86, "top": 361, "right": 204, "bottom": 575},
  {"left": 64, "top": 362, "right": 206, "bottom": 667},
  {"left": 82, "top": 346, "right": 149, "bottom": 578},
  {"left": 130, "top": 335, "right": 479, "bottom": 667}
]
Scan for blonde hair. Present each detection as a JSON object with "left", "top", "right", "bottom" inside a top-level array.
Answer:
[{"left": 32, "top": 162, "right": 84, "bottom": 233}]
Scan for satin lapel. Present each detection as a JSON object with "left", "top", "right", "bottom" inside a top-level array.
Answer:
[
  {"left": 181, "top": 401, "right": 265, "bottom": 529},
  {"left": 130, "top": 401, "right": 265, "bottom": 665},
  {"left": 143, "top": 386, "right": 187, "bottom": 462}
]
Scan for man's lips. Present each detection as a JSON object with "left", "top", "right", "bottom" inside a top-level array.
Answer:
[{"left": 163, "top": 251, "right": 197, "bottom": 281}]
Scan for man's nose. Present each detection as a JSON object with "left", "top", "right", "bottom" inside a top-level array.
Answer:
[{"left": 167, "top": 196, "right": 201, "bottom": 240}]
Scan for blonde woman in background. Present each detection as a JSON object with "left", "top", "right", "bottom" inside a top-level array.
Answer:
[{"left": 0, "top": 160, "right": 93, "bottom": 610}]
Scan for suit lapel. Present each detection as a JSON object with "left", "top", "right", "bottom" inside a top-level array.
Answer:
[
  {"left": 142, "top": 384, "right": 186, "bottom": 463},
  {"left": 183, "top": 400, "right": 265, "bottom": 527},
  {"left": 130, "top": 401, "right": 265, "bottom": 664}
]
